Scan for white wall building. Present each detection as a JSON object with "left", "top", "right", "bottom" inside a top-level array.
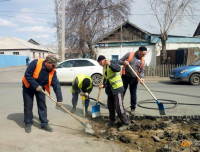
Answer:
[{"left": 0, "top": 37, "right": 49, "bottom": 61}]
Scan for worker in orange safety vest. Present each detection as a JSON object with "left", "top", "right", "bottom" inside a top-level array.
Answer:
[
  {"left": 119, "top": 46, "right": 147, "bottom": 115},
  {"left": 22, "top": 56, "right": 63, "bottom": 133}
]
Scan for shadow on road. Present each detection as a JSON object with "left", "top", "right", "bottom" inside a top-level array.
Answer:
[
  {"left": 55, "top": 103, "right": 109, "bottom": 119},
  {"left": 7, "top": 113, "right": 81, "bottom": 132},
  {"left": 7, "top": 113, "right": 40, "bottom": 128},
  {"left": 55, "top": 104, "right": 90, "bottom": 118},
  {"left": 158, "top": 81, "right": 191, "bottom": 85},
  {"left": 59, "top": 83, "right": 72, "bottom": 86},
  {"left": 48, "top": 123, "right": 82, "bottom": 132}
]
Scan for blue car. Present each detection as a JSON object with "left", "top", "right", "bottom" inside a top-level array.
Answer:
[{"left": 170, "top": 59, "right": 200, "bottom": 85}]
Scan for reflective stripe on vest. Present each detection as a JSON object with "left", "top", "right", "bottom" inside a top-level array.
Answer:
[
  {"left": 70, "top": 74, "right": 92, "bottom": 93},
  {"left": 22, "top": 59, "right": 55, "bottom": 94},
  {"left": 122, "top": 52, "right": 144, "bottom": 81},
  {"left": 105, "top": 66, "right": 123, "bottom": 89},
  {"left": 107, "top": 73, "right": 120, "bottom": 80}
]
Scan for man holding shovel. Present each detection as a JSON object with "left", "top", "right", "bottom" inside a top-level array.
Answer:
[
  {"left": 22, "top": 56, "right": 63, "bottom": 133},
  {"left": 97, "top": 55, "right": 130, "bottom": 132},
  {"left": 119, "top": 46, "right": 147, "bottom": 115},
  {"left": 70, "top": 74, "right": 93, "bottom": 116}
]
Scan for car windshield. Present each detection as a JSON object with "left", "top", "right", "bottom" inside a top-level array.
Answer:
[{"left": 188, "top": 60, "right": 200, "bottom": 66}]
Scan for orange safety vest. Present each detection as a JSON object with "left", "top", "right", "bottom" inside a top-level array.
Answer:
[
  {"left": 22, "top": 59, "right": 55, "bottom": 94},
  {"left": 122, "top": 52, "right": 144, "bottom": 81}
]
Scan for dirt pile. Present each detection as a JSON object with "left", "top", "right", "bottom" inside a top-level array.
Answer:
[{"left": 88, "top": 116, "right": 200, "bottom": 152}]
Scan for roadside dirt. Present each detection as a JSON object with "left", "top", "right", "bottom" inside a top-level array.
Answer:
[{"left": 87, "top": 115, "right": 200, "bottom": 152}]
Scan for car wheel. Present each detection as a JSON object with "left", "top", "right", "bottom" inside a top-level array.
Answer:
[
  {"left": 189, "top": 74, "right": 200, "bottom": 85},
  {"left": 91, "top": 74, "right": 102, "bottom": 86}
]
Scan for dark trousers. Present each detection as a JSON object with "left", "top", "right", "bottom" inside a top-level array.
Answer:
[
  {"left": 72, "top": 92, "right": 90, "bottom": 107},
  {"left": 122, "top": 75, "right": 138, "bottom": 110},
  {"left": 23, "top": 86, "right": 48, "bottom": 127},
  {"left": 107, "top": 92, "right": 129, "bottom": 125}
]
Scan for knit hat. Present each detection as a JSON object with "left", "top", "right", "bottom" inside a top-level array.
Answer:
[
  {"left": 82, "top": 78, "right": 90, "bottom": 92},
  {"left": 97, "top": 55, "right": 106, "bottom": 62}
]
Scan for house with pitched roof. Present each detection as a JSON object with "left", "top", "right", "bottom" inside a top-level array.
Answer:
[
  {"left": 28, "top": 38, "right": 59, "bottom": 60},
  {"left": 95, "top": 21, "right": 200, "bottom": 66},
  {"left": 0, "top": 37, "right": 49, "bottom": 61}
]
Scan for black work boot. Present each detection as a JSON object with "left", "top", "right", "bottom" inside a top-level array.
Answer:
[
  {"left": 41, "top": 125, "right": 53, "bottom": 132},
  {"left": 70, "top": 105, "right": 76, "bottom": 113},
  {"left": 105, "top": 119, "right": 119, "bottom": 127},
  {"left": 25, "top": 125, "right": 31, "bottom": 133}
]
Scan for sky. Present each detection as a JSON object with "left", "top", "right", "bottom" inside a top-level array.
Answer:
[
  {"left": 0, "top": 0, "right": 199, "bottom": 46},
  {"left": 0, "top": 0, "right": 56, "bottom": 45},
  {"left": 129, "top": 0, "right": 200, "bottom": 37}
]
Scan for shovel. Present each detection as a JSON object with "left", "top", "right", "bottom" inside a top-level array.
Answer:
[
  {"left": 92, "top": 65, "right": 106, "bottom": 118},
  {"left": 41, "top": 90, "right": 94, "bottom": 134},
  {"left": 127, "top": 64, "right": 166, "bottom": 115}
]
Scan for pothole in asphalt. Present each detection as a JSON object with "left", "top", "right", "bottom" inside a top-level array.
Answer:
[{"left": 87, "top": 115, "right": 200, "bottom": 152}]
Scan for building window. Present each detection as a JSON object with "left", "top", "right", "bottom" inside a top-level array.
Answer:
[
  {"left": 112, "top": 55, "right": 119, "bottom": 62},
  {"left": 33, "top": 52, "right": 35, "bottom": 59},
  {"left": 0, "top": 52, "right": 4, "bottom": 54},
  {"left": 39, "top": 53, "right": 41, "bottom": 59},
  {"left": 43, "top": 53, "right": 44, "bottom": 59},
  {"left": 13, "top": 52, "right": 19, "bottom": 55}
]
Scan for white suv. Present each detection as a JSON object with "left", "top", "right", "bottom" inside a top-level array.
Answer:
[{"left": 56, "top": 58, "right": 103, "bottom": 86}]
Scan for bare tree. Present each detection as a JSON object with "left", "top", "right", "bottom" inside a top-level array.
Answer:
[
  {"left": 147, "top": 0, "right": 199, "bottom": 63},
  {"left": 64, "top": 0, "right": 133, "bottom": 59}
]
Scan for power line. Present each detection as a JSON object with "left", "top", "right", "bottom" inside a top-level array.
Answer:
[
  {"left": 128, "top": 14, "right": 200, "bottom": 16},
  {"left": 0, "top": 14, "right": 54, "bottom": 23},
  {"left": 0, "top": 0, "right": 10, "bottom": 2},
  {"left": 0, "top": 11, "right": 57, "bottom": 14}
]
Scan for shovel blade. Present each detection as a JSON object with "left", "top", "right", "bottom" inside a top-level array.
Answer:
[
  {"left": 92, "top": 104, "right": 101, "bottom": 118},
  {"left": 156, "top": 100, "right": 166, "bottom": 115}
]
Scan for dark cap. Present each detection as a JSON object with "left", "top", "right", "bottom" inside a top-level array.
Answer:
[
  {"left": 46, "top": 56, "right": 58, "bottom": 66},
  {"left": 139, "top": 46, "right": 147, "bottom": 51},
  {"left": 97, "top": 55, "right": 106, "bottom": 62},
  {"left": 82, "top": 78, "right": 90, "bottom": 92}
]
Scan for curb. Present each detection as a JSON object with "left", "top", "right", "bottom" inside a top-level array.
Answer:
[{"left": 144, "top": 76, "right": 170, "bottom": 82}]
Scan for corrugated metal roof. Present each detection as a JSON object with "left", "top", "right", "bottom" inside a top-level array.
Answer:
[{"left": 0, "top": 37, "right": 49, "bottom": 52}]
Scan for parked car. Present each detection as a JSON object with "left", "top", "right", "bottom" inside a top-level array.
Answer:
[
  {"left": 56, "top": 58, "right": 103, "bottom": 86},
  {"left": 169, "top": 59, "right": 200, "bottom": 85}
]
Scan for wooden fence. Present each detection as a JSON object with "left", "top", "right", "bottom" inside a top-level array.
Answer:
[{"left": 144, "top": 64, "right": 184, "bottom": 77}]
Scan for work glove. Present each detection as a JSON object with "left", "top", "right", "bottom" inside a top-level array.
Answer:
[
  {"left": 84, "top": 92, "right": 89, "bottom": 97},
  {"left": 80, "top": 92, "right": 85, "bottom": 96},
  {"left": 56, "top": 102, "right": 62, "bottom": 107},
  {"left": 80, "top": 92, "right": 88, "bottom": 97},
  {"left": 36, "top": 85, "right": 43, "bottom": 92}
]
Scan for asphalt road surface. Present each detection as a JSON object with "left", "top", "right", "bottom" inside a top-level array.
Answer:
[{"left": 0, "top": 66, "right": 199, "bottom": 152}]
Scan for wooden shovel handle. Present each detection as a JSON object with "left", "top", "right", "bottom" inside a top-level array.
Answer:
[
  {"left": 41, "top": 90, "right": 83, "bottom": 124},
  {"left": 96, "top": 65, "right": 106, "bottom": 103},
  {"left": 127, "top": 64, "right": 157, "bottom": 100}
]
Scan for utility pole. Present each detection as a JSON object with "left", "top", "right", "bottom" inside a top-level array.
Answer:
[
  {"left": 54, "top": 0, "right": 61, "bottom": 61},
  {"left": 120, "top": 18, "right": 122, "bottom": 58},
  {"left": 61, "top": 0, "right": 65, "bottom": 61}
]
